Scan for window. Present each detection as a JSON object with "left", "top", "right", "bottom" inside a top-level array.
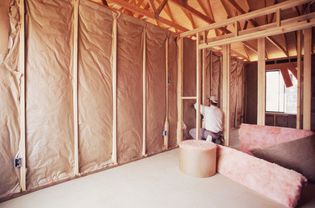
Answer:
[{"left": 265, "top": 70, "right": 297, "bottom": 114}]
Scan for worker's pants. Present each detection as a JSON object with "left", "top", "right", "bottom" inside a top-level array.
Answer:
[{"left": 189, "top": 128, "right": 220, "bottom": 140}]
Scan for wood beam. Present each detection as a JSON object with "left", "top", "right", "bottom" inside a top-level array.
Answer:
[
  {"left": 181, "top": 0, "right": 311, "bottom": 37},
  {"left": 303, "top": 28, "right": 312, "bottom": 130},
  {"left": 297, "top": 30, "right": 302, "bottom": 129},
  {"left": 227, "top": 0, "right": 289, "bottom": 57},
  {"left": 155, "top": 0, "right": 168, "bottom": 17},
  {"left": 164, "top": 38, "right": 169, "bottom": 149},
  {"left": 18, "top": 0, "right": 26, "bottom": 191},
  {"left": 73, "top": 0, "right": 80, "bottom": 176},
  {"left": 183, "top": 9, "right": 196, "bottom": 29},
  {"left": 177, "top": 38, "right": 184, "bottom": 144},
  {"left": 199, "top": 14, "right": 315, "bottom": 49},
  {"left": 197, "top": 0, "right": 219, "bottom": 36},
  {"left": 163, "top": 2, "right": 178, "bottom": 32},
  {"left": 257, "top": 38, "right": 266, "bottom": 125},
  {"left": 108, "top": 0, "right": 188, "bottom": 31},
  {"left": 112, "top": 15, "right": 118, "bottom": 164},
  {"left": 222, "top": 44, "right": 231, "bottom": 146},
  {"left": 196, "top": 33, "right": 201, "bottom": 140},
  {"left": 142, "top": 29, "right": 147, "bottom": 155}
]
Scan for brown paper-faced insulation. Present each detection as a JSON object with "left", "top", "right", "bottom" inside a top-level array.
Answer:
[
  {"left": 0, "top": 0, "right": 21, "bottom": 199},
  {"left": 168, "top": 34, "right": 178, "bottom": 148},
  {"left": 146, "top": 24, "right": 167, "bottom": 155},
  {"left": 117, "top": 15, "right": 144, "bottom": 163},
  {"left": 26, "top": 0, "right": 74, "bottom": 189},
  {"left": 183, "top": 38, "right": 196, "bottom": 139},
  {"left": 78, "top": 0, "right": 113, "bottom": 173}
]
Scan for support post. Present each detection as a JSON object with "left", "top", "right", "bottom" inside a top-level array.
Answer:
[
  {"left": 73, "top": 0, "right": 80, "bottom": 176},
  {"left": 222, "top": 44, "right": 231, "bottom": 146},
  {"left": 202, "top": 48, "right": 206, "bottom": 104},
  {"left": 112, "top": 15, "right": 118, "bottom": 163},
  {"left": 176, "top": 38, "right": 183, "bottom": 145},
  {"left": 196, "top": 33, "right": 201, "bottom": 140},
  {"left": 296, "top": 30, "right": 302, "bottom": 129},
  {"left": 164, "top": 38, "right": 169, "bottom": 149},
  {"left": 142, "top": 28, "right": 147, "bottom": 155},
  {"left": 18, "top": 0, "right": 26, "bottom": 191},
  {"left": 303, "top": 28, "right": 312, "bottom": 130},
  {"left": 257, "top": 38, "right": 266, "bottom": 125}
]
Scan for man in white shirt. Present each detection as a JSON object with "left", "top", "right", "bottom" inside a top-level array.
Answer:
[{"left": 189, "top": 96, "right": 224, "bottom": 144}]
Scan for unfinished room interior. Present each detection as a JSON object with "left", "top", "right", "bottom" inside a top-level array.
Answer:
[{"left": 1, "top": 0, "right": 315, "bottom": 207}]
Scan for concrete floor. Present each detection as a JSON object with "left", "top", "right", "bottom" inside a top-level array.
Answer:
[{"left": 3, "top": 149, "right": 314, "bottom": 208}]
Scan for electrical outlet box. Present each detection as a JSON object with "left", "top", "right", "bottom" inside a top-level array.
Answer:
[{"left": 14, "top": 157, "right": 22, "bottom": 168}]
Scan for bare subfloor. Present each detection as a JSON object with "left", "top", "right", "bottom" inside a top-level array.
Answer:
[{"left": 1, "top": 149, "right": 314, "bottom": 208}]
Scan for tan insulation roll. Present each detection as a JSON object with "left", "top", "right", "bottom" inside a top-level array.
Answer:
[
  {"left": 183, "top": 38, "right": 196, "bottom": 139},
  {"left": 167, "top": 34, "right": 178, "bottom": 148},
  {"left": 146, "top": 24, "right": 167, "bottom": 155},
  {"left": 117, "top": 14, "right": 144, "bottom": 164},
  {"left": 78, "top": 0, "right": 113, "bottom": 173},
  {"left": 210, "top": 53, "right": 221, "bottom": 106},
  {"left": 25, "top": 0, "right": 74, "bottom": 189},
  {"left": 0, "top": 0, "right": 21, "bottom": 199}
]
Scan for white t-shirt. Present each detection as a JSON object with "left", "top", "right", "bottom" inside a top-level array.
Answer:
[{"left": 194, "top": 103, "right": 223, "bottom": 133}]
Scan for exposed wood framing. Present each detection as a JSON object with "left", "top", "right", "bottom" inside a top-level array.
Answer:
[
  {"left": 108, "top": 0, "right": 188, "bottom": 31},
  {"left": 142, "top": 28, "right": 147, "bottom": 155},
  {"left": 303, "top": 28, "right": 312, "bottom": 130},
  {"left": 182, "top": 96, "right": 197, "bottom": 100},
  {"left": 227, "top": 0, "right": 288, "bottom": 57},
  {"left": 176, "top": 38, "right": 183, "bottom": 144},
  {"left": 183, "top": 9, "right": 196, "bottom": 29},
  {"left": 181, "top": 0, "right": 311, "bottom": 37},
  {"left": 73, "top": 0, "right": 80, "bottom": 176},
  {"left": 163, "top": 2, "right": 178, "bottom": 32},
  {"left": 155, "top": 0, "right": 168, "bottom": 17},
  {"left": 195, "top": 33, "right": 201, "bottom": 140},
  {"left": 164, "top": 38, "right": 169, "bottom": 149},
  {"left": 198, "top": 14, "right": 315, "bottom": 49},
  {"left": 257, "top": 38, "right": 266, "bottom": 125},
  {"left": 18, "top": 0, "right": 26, "bottom": 192},
  {"left": 296, "top": 30, "right": 302, "bottom": 129},
  {"left": 202, "top": 44, "right": 206, "bottom": 104},
  {"left": 222, "top": 44, "right": 231, "bottom": 146},
  {"left": 112, "top": 15, "right": 118, "bottom": 164}
]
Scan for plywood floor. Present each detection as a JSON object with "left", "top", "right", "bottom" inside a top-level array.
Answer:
[{"left": 1, "top": 149, "right": 314, "bottom": 208}]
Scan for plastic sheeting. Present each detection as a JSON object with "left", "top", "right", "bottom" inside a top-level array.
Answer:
[
  {"left": 167, "top": 35, "right": 178, "bottom": 148},
  {"left": 0, "top": 0, "right": 21, "bottom": 199},
  {"left": 146, "top": 24, "right": 167, "bottom": 155},
  {"left": 78, "top": 0, "right": 113, "bottom": 173},
  {"left": 25, "top": 0, "right": 74, "bottom": 189},
  {"left": 117, "top": 15, "right": 144, "bottom": 163}
]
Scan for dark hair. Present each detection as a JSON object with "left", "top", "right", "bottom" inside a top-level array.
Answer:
[{"left": 210, "top": 100, "right": 218, "bottom": 106}]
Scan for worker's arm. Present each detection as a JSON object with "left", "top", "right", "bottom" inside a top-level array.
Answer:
[{"left": 193, "top": 103, "right": 205, "bottom": 115}]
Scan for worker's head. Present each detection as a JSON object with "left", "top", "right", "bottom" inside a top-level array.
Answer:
[{"left": 208, "top": 96, "right": 218, "bottom": 106}]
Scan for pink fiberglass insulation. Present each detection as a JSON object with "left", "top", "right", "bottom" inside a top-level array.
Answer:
[
  {"left": 26, "top": 0, "right": 74, "bottom": 189},
  {"left": 239, "top": 123, "right": 314, "bottom": 153},
  {"left": 217, "top": 145, "right": 307, "bottom": 208},
  {"left": 78, "top": 0, "right": 113, "bottom": 173}
]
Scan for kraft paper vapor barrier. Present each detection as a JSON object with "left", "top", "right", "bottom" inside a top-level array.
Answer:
[
  {"left": 26, "top": 0, "right": 75, "bottom": 189},
  {"left": 117, "top": 15, "right": 144, "bottom": 164},
  {"left": 0, "top": 0, "right": 176, "bottom": 200},
  {"left": 146, "top": 24, "right": 167, "bottom": 155},
  {"left": 78, "top": 0, "right": 113, "bottom": 173},
  {"left": 0, "top": 0, "right": 21, "bottom": 199}
]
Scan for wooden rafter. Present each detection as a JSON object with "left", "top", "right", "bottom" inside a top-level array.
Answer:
[
  {"left": 155, "top": 0, "right": 168, "bottom": 17},
  {"left": 162, "top": 1, "right": 178, "bottom": 32},
  {"left": 183, "top": 9, "right": 196, "bottom": 29},
  {"left": 108, "top": 0, "right": 188, "bottom": 31},
  {"left": 229, "top": 0, "right": 289, "bottom": 57},
  {"left": 196, "top": 0, "right": 219, "bottom": 36}
]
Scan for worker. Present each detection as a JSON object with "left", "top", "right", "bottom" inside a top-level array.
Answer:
[{"left": 189, "top": 96, "right": 224, "bottom": 144}]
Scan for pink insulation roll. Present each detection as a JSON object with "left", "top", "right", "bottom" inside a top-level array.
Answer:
[{"left": 217, "top": 145, "right": 307, "bottom": 208}]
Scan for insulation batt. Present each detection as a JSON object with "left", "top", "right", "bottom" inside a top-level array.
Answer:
[
  {"left": 217, "top": 145, "right": 307, "bottom": 208},
  {"left": 146, "top": 24, "right": 167, "bottom": 155},
  {"left": 0, "top": 0, "right": 21, "bottom": 199},
  {"left": 117, "top": 15, "right": 144, "bottom": 163},
  {"left": 78, "top": 0, "right": 113, "bottom": 173},
  {"left": 26, "top": 0, "right": 74, "bottom": 189}
]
